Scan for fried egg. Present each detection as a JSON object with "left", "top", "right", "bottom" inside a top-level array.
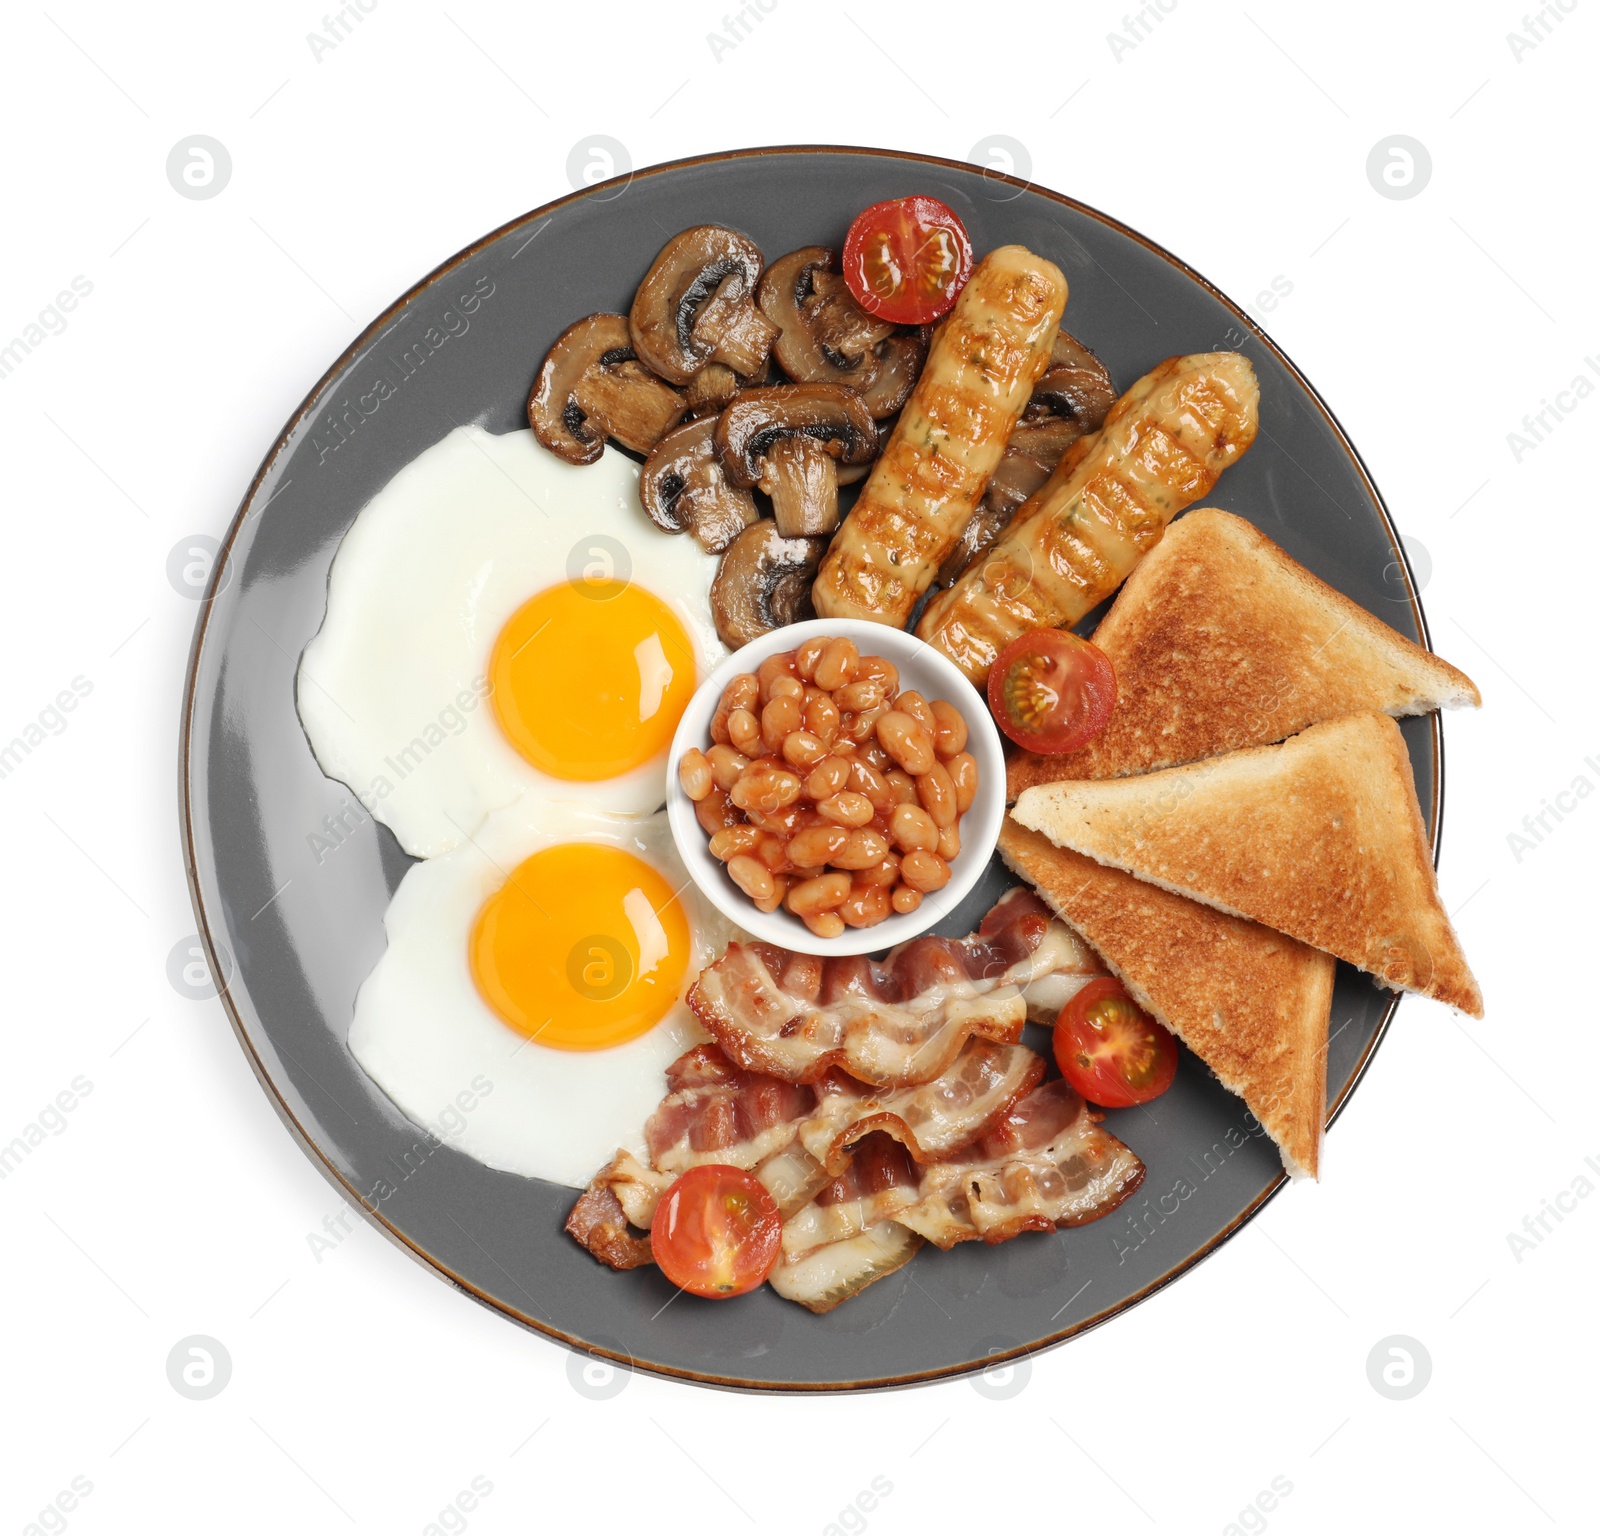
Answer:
[
  {"left": 298, "top": 427, "right": 724, "bottom": 859},
  {"left": 349, "top": 801, "right": 742, "bottom": 1187}
]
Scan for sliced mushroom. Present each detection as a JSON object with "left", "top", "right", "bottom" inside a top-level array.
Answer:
[
  {"left": 760, "top": 438, "right": 840, "bottom": 537},
  {"left": 978, "top": 416, "right": 1086, "bottom": 525},
  {"left": 758, "top": 248, "right": 836, "bottom": 377},
  {"left": 629, "top": 226, "right": 781, "bottom": 387},
  {"left": 715, "top": 384, "right": 877, "bottom": 538},
  {"left": 683, "top": 362, "right": 745, "bottom": 417},
  {"left": 856, "top": 329, "right": 928, "bottom": 419},
  {"left": 935, "top": 500, "right": 1015, "bottom": 590},
  {"left": 1030, "top": 329, "right": 1117, "bottom": 430},
  {"left": 802, "top": 265, "right": 899, "bottom": 360},
  {"left": 757, "top": 249, "right": 929, "bottom": 419},
  {"left": 709, "top": 522, "right": 824, "bottom": 648},
  {"left": 528, "top": 313, "right": 686, "bottom": 464},
  {"left": 827, "top": 418, "right": 896, "bottom": 490},
  {"left": 939, "top": 425, "right": 1102, "bottom": 588},
  {"left": 638, "top": 418, "right": 758, "bottom": 554},
  {"left": 962, "top": 330, "right": 1116, "bottom": 528}
]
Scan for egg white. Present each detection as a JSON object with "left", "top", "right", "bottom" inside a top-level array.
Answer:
[
  {"left": 298, "top": 428, "right": 726, "bottom": 860},
  {"left": 348, "top": 800, "right": 744, "bottom": 1188}
]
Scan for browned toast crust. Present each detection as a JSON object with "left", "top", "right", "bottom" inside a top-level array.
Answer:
[
  {"left": 998, "top": 822, "right": 1334, "bottom": 1179},
  {"left": 1007, "top": 508, "right": 1480, "bottom": 798},
  {"left": 1011, "top": 714, "right": 1483, "bottom": 1017}
]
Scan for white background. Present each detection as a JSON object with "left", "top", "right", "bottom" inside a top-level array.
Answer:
[{"left": 1, "top": 1, "right": 1593, "bottom": 1532}]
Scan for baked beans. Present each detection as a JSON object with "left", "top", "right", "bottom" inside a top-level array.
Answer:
[{"left": 683, "top": 640, "right": 978, "bottom": 932}]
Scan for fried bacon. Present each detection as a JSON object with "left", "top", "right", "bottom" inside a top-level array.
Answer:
[
  {"left": 585, "top": 1149, "right": 671, "bottom": 1229},
  {"left": 564, "top": 922, "right": 1147, "bottom": 1312},
  {"left": 779, "top": 1135, "right": 920, "bottom": 1261},
  {"left": 569, "top": 1139, "right": 830, "bottom": 1253},
  {"left": 772, "top": 1087, "right": 1146, "bottom": 1307},
  {"left": 688, "top": 888, "right": 1104, "bottom": 1088},
  {"left": 644, "top": 1047, "right": 816, "bottom": 1174},
  {"left": 767, "top": 1221, "right": 924, "bottom": 1314},
  {"left": 565, "top": 1180, "right": 654, "bottom": 1270},
  {"left": 638, "top": 1038, "right": 1042, "bottom": 1185},
  {"left": 563, "top": 1148, "right": 925, "bottom": 1314},
  {"left": 568, "top": 1039, "right": 1041, "bottom": 1271},
  {"left": 896, "top": 1080, "right": 1146, "bottom": 1249},
  {"left": 796, "top": 1040, "right": 1044, "bottom": 1174}
]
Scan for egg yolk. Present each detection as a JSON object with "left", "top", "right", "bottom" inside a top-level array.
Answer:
[
  {"left": 469, "top": 842, "right": 690, "bottom": 1050},
  {"left": 489, "top": 580, "right": 697, "bottom": 781}
]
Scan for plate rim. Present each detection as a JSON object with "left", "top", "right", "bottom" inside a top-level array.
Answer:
[{"left": 178, "top": 142, "right": 1444, "bottom": 1393}]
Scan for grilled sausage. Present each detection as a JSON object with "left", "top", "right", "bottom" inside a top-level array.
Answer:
[
  {"left": 916, "top": 352, "right": 1261, "bottom": 681},
  {"left": 811, "top": 245, "right": 1067, "bottom": 628}
]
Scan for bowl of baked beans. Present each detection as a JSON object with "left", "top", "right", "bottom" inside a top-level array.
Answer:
[{"left": 666, "top": 618, "right": 1006, "bottom": 956}]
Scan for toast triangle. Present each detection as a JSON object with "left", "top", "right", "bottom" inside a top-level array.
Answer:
[
  {"left": 999, "top": 821, "right": 1334, "bottom": 1179},
  {"left": 1011, "top": 713, "right": 1483, "bottom": 1017},
  {"left": 1008, "top": 507, "right": 1480, "bottom": 798}
]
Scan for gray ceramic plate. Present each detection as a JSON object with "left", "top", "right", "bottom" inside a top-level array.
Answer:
[{"left": 181, "top": 146, "right": 1440, "bottom": 1391}]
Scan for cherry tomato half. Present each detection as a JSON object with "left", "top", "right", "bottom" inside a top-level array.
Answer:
[
  {"left": 841, "top": 195, "right": 974, "bottom": 324},
  {"left": 650, "top": 1164, "right": 781, "bottom": 1298},
  {"left": 1054, "top": 977, "right": 1179, "bottom": 1109},
  {"left": 987, "top": 629, "right": 1117, "bottom": 755}
]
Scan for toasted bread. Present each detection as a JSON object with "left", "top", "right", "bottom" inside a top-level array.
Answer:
[
  {"left": 1011, "top": 713, "right": 1483, "bottom": 1017},
  {"left": 1007, "top": 508, "right": 1481, "bottom": 798},
  {"left": 999, "top": 821, "right": 1335, "bottom": 1178}
]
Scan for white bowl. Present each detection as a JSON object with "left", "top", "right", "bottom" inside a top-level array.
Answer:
[{"left": 666, "top": 617, "right": 1005, "bottom": 956}]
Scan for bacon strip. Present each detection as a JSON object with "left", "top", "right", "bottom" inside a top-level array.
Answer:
[
  {"left": 643, "top": 1047, "right": 816, "bottom": 1174},
  {"left": 688, "top": 888, "right": 1104, "bottom": 1088},
  {"left": 896, "top": 1080, "right": 1146, "bottom": 1248},
  {"left": 568, "top": 1139, "right": 829, "bottom": 1253},
  {"left": 767, "top": 1221, "right": 924, "bottom": 1314},
  {"left": 569, "top": 1039, "right": 1041, "bottom": 1272},
  {"left": 779, "top": 1135, "right": 920, "bottom": 1261},
  {"left": 565, "top": 1011, "right": 1146, "bottom": 1309},
  {"left": 635, "top": 1038, "right": 1043, "bottom": 1189},
  {"left": 770, "top": 1086, "right": 1144, "bottom": 1307},
  {"left": 586, "top": 1149, "right": 671, "bottom": 1229},
  {"left": 796, "top": 1040, "right": 1044, "bottom": 1174},
  {"left": 565, "top": 1174, "right": 655, "bottom": 1270}
]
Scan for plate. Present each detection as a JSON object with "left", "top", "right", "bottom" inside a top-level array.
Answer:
[{"left": 180, "top": 146, "right": 1440, "bottom": 1391}]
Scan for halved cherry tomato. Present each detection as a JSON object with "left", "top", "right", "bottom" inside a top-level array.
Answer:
[
  {"left": 987, "top": 629, "right": 1117, "bottom": 755},
  {"left": 841, "top": 195, "right": 974, "bottom": 324},
  {"left": 1054, "top": 977, "right": 1179, "bottom": 1109},
  {"left": 650, "top": 1164, "right": 781, "bottom": 1298}
]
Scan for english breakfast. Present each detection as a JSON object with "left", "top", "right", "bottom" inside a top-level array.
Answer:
[{"left": 296, "top": 191, "right": 1482, "bottom": 1313}]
